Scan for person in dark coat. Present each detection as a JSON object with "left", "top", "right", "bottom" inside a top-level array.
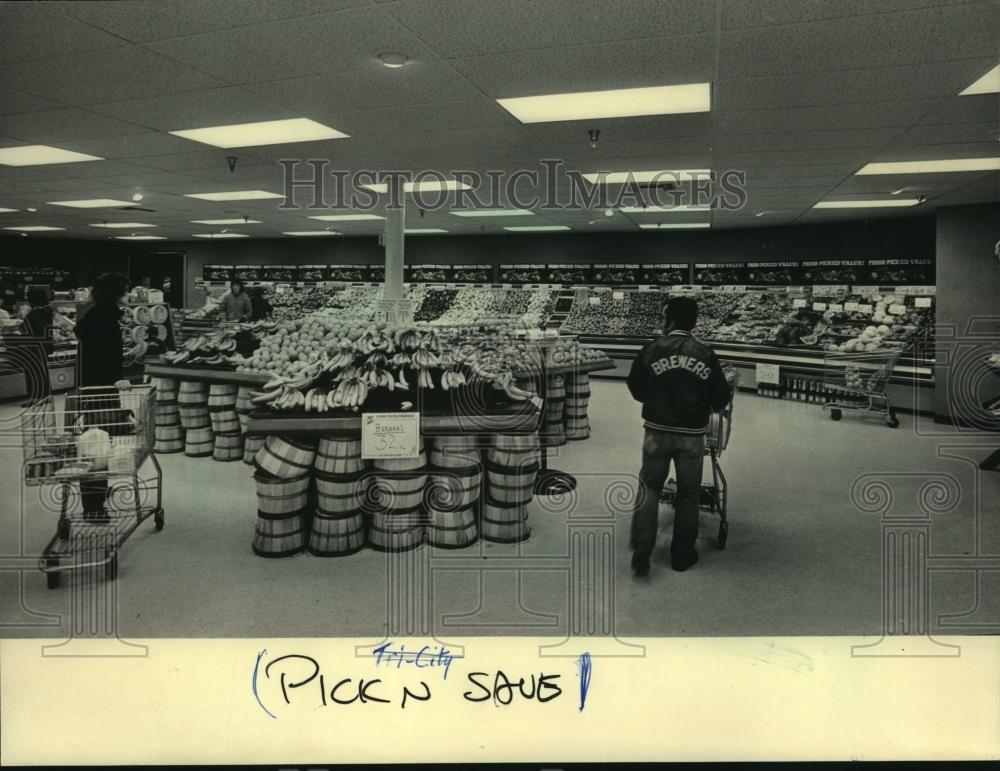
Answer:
[
  {"left": 75, "top": 272, "right": 133, "bottom": 522},
  {"left": 248, "top": 286, "right": 272, "bottom": 321}
]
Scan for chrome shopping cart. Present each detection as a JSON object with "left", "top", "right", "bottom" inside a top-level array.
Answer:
[
  {"left": 822, "top": 349, "right": 902, "bottom": 428},
  {"left": 21, "top": 382, "right": 164, "bottom": 588},
  {"left": 661, "top": 367, "right": 739, "bottom": 550}
]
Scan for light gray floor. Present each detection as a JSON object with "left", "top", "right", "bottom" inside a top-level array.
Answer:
[{"left": 1, "top": 382, "right": 998, "bottom": 638}]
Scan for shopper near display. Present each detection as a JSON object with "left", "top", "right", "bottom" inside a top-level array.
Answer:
[
  {"left": 75, "top": 272, "right": 134, "bottom": 523},
  {"left": 627, "top": 297, "right": 733, "bottom": 576},
  {"left": 248, "top": 286, "right": 272, "bottom": 321},
  {"left": 16, "top": 288, "right": 74, "bottom": 406},
  {"left": 221, "top": 279, "right": 252, "bottom": 322}
]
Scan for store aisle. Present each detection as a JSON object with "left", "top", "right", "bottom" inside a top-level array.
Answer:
[{"left": 0, "top": 382, "right": 997, "bottom": 638}]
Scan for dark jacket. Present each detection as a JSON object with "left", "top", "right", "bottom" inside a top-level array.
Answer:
[
  {"left": 75, "top": 303, "right": 123, "bottom": 387},
  {"left": 627, "top": 330, "right": 732, "bottom": 435},
  {"left": 22, "top": 306, "right": 55, "bottom": 354}
]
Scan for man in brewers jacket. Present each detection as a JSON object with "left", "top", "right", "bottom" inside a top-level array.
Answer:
[{"left": 627, "top": 297, "right": 733, "bottom": 576}]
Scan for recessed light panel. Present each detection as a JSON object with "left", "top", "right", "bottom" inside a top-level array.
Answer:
[
  {"left": 638, "top": 223, "right": 711, "bottom": 229},
  {"left": 308, "top": 214, "right": 384, "bottom": 221},
  {"left": 813, "top": 199, "right": 922, "bottom": 208},
  {"left": 170, "top": 118, "right": 348, "bottom": 148},
  {"left": 503, "top": 225, "right": 571, "bottom": 232},
  {"left": 619, "top": 204, "right": 711, "bottom": 213},
  {"left": 185, "top": 190, "right": 284, "bottom": 201},
  {"left": 583, "top": 170, "right": 712, "bottom": 184},
  {"left": 192, "top": 233, "right": 249, "bottom": 238},
  {"left": 115, "top": 235, "right": 167, "bottom": 240},
  {"left": 960, "top": 65, "right": 1000, "bottom": 96},
  {"left": 4, "top": 226, "right": 65, "bottom": 231},
  {"left": 191, "top": 219, "right": 262, "bottom": 225},
  {"left": 856, "top": 158, "right": 1000, "bottom": 175},
  {"left": 283, "top": 231, "right": 341, "bottom": 236},
  {"left": 0, "top": 145, "right": 103, "bottom": 166},
  {"left": 497, "top": 83, "right": 711, "bottom": 123},
  {"left": 90, "top": 222, "right": 157, "bottom": 229},
  {"left": 405, "top": 228, "right": 449, "bottom": 234},
  {"left": 450, "top": 209, "right": 534, "bottom": 218},
  {"left": 48, "top": 199, "right": 137, "bottom": 208},
  {"left": 361, "top": 180, "right": 471, "bottom": 194},
  {"left": 0, "top": 208, "right": 17, "bottom": 213}
]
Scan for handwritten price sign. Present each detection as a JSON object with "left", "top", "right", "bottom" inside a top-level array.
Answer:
[{"left": 362, "top": 412, "right": 420, "bottom": 460}]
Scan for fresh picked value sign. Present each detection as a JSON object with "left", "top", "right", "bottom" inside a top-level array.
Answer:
[{"left": 362, "top": 412, "right": 421, "bottom": 459}]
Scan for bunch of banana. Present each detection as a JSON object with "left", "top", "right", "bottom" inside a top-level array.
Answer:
[
  {"left": 322, "top": 350, "right": 355, "bottom": 373},
  {"left": 330, "top": 377, "right": 368, "bottom": 410},
  {"left": 490, "top": 372, "right": 535, "bottom": 401},
  {"left": 395, "top": 328, "right": 422, "bottom": 351},
  {"left": 366, "top": 351, "right": 389, "bottom": 369},
  {"left": 304, "top": 388, "right": 330, "bottom": 412},
  {"left": 189, "top": 353, "right": 228, "bottom": 365},
  {"left": 411, "top": 348, "right": 440, "bottom": 368},
  {"left": 271, "top": 389, "right": 306, "bottom": 411},
  {"left": 396, "top": 369, "right": 410, "bottom": 391},
  {"left": 417, "top": 368, "right": 435, "bottom": 390},
  {"left": 440, "top": 369, "right": 467, "bottom": 391},
  {"left": 391, "top": 352, "right": 411, "bottom": 367},
  {"left": 161, "top": 350, "right": 191, "bottom": 364},
  {"left": 356, "top": 330, "right": 393, "bottom": 355},
  {"left": 437, "top": 351, "right": 456, "bottom": 367}
]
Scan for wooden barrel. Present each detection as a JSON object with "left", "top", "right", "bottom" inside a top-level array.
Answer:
[
  {"left": 315, "top": 435, "right": 364, "bottom": 475},
  {"left": 564, "top": 417, "right": 590, "bottom": 441},
  {"left": 547, "top": 374, "right": 566, "bottom": 400},
  {"left": 236, "top": 387, "right": 254, "bottom": 413},
  {"left": 426, "top": 466, "right": 481, "bottom": 511},
  {"left": 210, "top": 409, "right": 241, "bottom": 434},
  {"left": 315, "top": 471, "right": 367, "bottom": 514},
  {"left": 255, "top": 471, "right": 310, "bottom": 514},
  {"left": 179, "top": 405, "right": 211, "bottom": 430},
  {"left": 542, "top": 409, "right": 566, "bottom": 447},
  {"left": 367, "top": 523, "right": 423, "bottom": 552},
  {"left": 155, "top": 402, "right": 180, "bottom": 426},
  {"left": 492, "top": 433, "right": 539, "bottom": 452},
  {"left": 485, "top": 458, "right": 537, "bottom": 505},
  {"left": 154, "top": 377, "right": 178, "bottom": 402},
  {"left": 370, "top": 504, "right": 424, "bottom": 533},
  {"left": 426, "top": 504, "right": 477, "bottom": 549},
  {"left": 308, "top": 511, "right": 365, "bottom": 557},
  {"left": 254, "top": 435, "right": 317, "bottom": 479},
  {"left": 481, "top": 507, "right": 530, "bottom": 544},
  {"left": 369, "top": 471, "right": 427, "bottom": 511},
  {"left": 238, "top": 412, "right": 250, "bottom": 433},
  {"left": 154, "top": 424, "right": 184, "bottom": 453},
  {"left": 564, "top": 401, "right": 589, "bottom": 419},
  {"left": 252, "top": 510, "right": 308, "bottom": 558},
  {"left": 429, "top": 434, "right": 481, "bottom": 469},
  {"left": 565, "top": 372, "right": 590, "bottom": 398},
  {"left": 372, "top": 442, "right": 426, "bottom": 472},
  {"left": 243, "top": 435, "right": 264, "bottom": 464},
  {"left": 208, "top": 383, "right": 238, "bottom": 410},
  {"left": 178, "top": 381, "right": 208, "bottom": 405},
  {"left": 213, "top": 431, "right": 243, "bottom": 461},
  {"left": 184, "top": 427, "right": 214, "bottom": 457},
  {"left": 487, "top": 442, "right": 540, "bottom": 469},
  {"left": 483, "top": 497, "right": 529, "bottom": 523}
]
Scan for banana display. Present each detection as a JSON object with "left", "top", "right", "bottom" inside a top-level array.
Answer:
[{"left": 160, "top": 331, "right": 241, "bottom": 365}]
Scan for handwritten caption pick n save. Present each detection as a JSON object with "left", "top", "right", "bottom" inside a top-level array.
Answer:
[{"left": 252, "top": 644, "right": 592, "bottom": 715}]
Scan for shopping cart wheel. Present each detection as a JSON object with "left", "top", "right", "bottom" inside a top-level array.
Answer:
[
  {"left": 717, "top": 521, "right": 728, "bottom": 550},
  {"left": 45, "top": 558, "right": 60, "bottom": 589},
  {"left": 153, "top": 508, "right": 164, "bottom": 531},
  {"left": 886, "top": 412, "right": 900, "bottom": 429},
  {"left": 105, "top": 551, "right": 118, "bottom": 581}
]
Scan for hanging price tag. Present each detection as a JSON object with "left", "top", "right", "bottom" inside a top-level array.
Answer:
[
  {"left": 756, "top": 363, "right": 780, "bottom": 385},
  {"left": 915, "top": 297, "right": 932, "bottom": 308},
  {"left": 612, "top": 291, "right": 625, "bottom": 300},
  {"left": 501, "top": 283, "right": 512, "bottom": 290},
  {"left": 812, "top": 302, "right": 828, "bottom": 311},
  {"left": 829, "top": 303, "right": 844, "bottom": 312},
  {"left": 793, "top": 298, "right": 807, "bottom": 308},
  {"left": 889, "top": 303, "right": 906, "bottom": 315},
  {"left": 844, "top": 302, "right": 859, "bottom": 312},
  {"left": 589, "top": 297, "right": 601, "bottom": 305},
  {"left": 362, "top": 413, "right": 420, "bottom": 460},
  {"left": 858, "top": 304, "right": 873, "bottom": 314}
]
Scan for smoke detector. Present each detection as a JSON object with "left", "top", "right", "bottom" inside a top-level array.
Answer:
[{"left": 378, "top": 52, "right": 408, "bottom": 69}]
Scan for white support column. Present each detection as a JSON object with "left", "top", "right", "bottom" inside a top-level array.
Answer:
[{"left": 377, "top": 175, "right": 413, "bottom": 324}]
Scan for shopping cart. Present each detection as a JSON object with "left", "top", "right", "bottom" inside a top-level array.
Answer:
[
  {"left": 21, "top": 382, "right": 164, "bottom": 588},
  {"left": 822, "top": 349, "right": 902, "bottom": 428},
  {"left": 660, "top": 367, "right": 739, "bottom": 550}
]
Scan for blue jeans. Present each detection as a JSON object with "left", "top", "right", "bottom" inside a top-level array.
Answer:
[{"left": 630, "top": 429, "right": 704, "bottom": 561}]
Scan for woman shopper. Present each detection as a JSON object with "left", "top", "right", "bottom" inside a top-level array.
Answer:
[
  {"left": 18, "top": 288, "right": 74, "bottom": 406},
  {"left": 74, "top": 272, "right": 134, "bottom": 523}
]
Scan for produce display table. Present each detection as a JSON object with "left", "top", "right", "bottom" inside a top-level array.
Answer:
[{"left": 144, "top": 359, "right": 268, "bottom": 387}]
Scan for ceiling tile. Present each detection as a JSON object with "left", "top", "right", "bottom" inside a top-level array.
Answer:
[
  {"left": 722, "top": 0, "right": 993, "bottom": 29},
  {"left": 895, "top": 121, "right": 1000, "bottom": 145},
  {"left": 380, "top": 0, "right": 714, "bottom": 58},
  {"left": 321, "top": 99, "right": 517, "bottom": 136},
  {"left": 0, "top": 87, "right": 66, "bottom": 116},
  {"left": 715, "top": 128, "right": 898, "bottom": 152},
  {"left": 0, "top": 108, "right": 145, "bottom": 142},
  {"left": 919, "top": 94, "right": 1000, "bottom": 124},
  {"left": 0, "top": 2, "right": 124, "bottom": 63},
  {"left": 714, "top": 101, "right": 936, "bottom": 133},
  {"left": 0, "top": 45, "right": 225, "bottom": 105},
  {"left": 57, "top": 132, "right": 203, "bottom": 159}
]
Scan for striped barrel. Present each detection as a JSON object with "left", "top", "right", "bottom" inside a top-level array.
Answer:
[
  {"left": 426, "top": 504, "right": 477, "bottom": 549},
  {"left": 210, "top": 408, "right": 241, "bottom": 434},
  {"left": 208, "top": 383, "right": 238, "bottom": 410},
  {"left": 236, "top": 387, "right": 254, "bottom": 413},
  {"left": 177, "top": 381, "right": 208, "bottom": 405},
  {"left": 367, "top": 522, "right": 424, "bottom": 552},
  {"left": 481, "top": 498, "right": 530, "bottom": 543},
  {"left": 308, "top": 510, "right": 366, "bottom": 557},
  {"left": 252, "top": 509, "right": 308, "bottom": 558},
  {"left": 153, "top": 377, "right": 178, "bottom": 402},
  {"left": 154, "top": 424, "right": 184, "bottom": 453},
  {"left": 184, "top": 427, "right": 214, "bottom": 457},
  {"left": 429, "top": 434, "right": 481, "bottom": 470},
  {"left": 542, "top": 374, "right": 566, "bottom": 447},
  {"left": 564, "top": 372, "right": 590, "bottom": 441},
  {"left": 315, "top": 471, "right": 368, "bottom": 514},
  {"left": 243, "top": 435, "right": 264, "bottom": 464},
  {"left": 212, "top": 431, "right": 243, "bottom": 461},
  {"left": 155, "top": 402, "right": 180, "bottom": 426},
  {"left": 255, "top": 472, "right": 310, "bottom": 515},
  {"left": 315, "top": 435, "right": 364, "bottom": 475},
  {"left": 426, "top": 466, "right": 481, "bottom": 511},
  {"left": 485, "top": 457, "right": 537, "bottom": 505},
  {"left": 369, "top": 470, "right": 427, "bottom": 512},
  {"left": 254, "top": 435, "right": 317, "bottom": 479},
  {"left": 178, "top": 404, "right": 211, "bottom": 430}
]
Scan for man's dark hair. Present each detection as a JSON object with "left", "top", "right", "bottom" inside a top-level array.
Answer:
[
  {"left": 92, "top": 272, "right": 131, "bottom": 307},
  {"left": 662, "top": 296, "right": 698, "bottom": 332},
  {"left": 26, "top": 288, "right": 49, "bottom": 308}
]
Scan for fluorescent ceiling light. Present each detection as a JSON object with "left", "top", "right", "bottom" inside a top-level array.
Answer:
[
  {"left": 115, "top": 235, "right": 167, "bottom": 240},
  {"left": 170, "top": 118, "right": 348, "bottom": 148},
  {"left": 450, "top": 209, "right": 534, "bottom": 218},
  {"left": 308, "top": 214, "right": 384, "bottom": 222},
  {"left": 583, "top": 170, "right": 712, "bottom": 184},
  {"left": 283, "top": 231, "right": 340, "bottom": 236},
  {"left": 361, "top": 180, "right": 471, "bottom": 194},
  {"left": 192, "top": 233, "right": 249, "bottom": 238},
  {"left": 0, "top": 208, "right": 17, "bottom": 213},
  {"left": 4, "top": 225, "right": 65, "bottom": 231},
  {"left": 497, "top": 83, "right": 711, "bottom": 124},
  {"left": 90, "top": 222, "right": 156, "bottom": 229},
  {"left": 813, "top": 199, "right": 922, "bottom": 209},
  {"left": 405, "top": 228, "right": 449, "bottom": 234},
  {"left": 639, "top": 223, "right": 711, "bottom": 229},
  {"left": 503, "top": 225, "right": 571, "bottom": 232},
  {"left": 619, "top": 204, "right": 711, "bottom": 213},
  {"left": 184, "top": 190, "right": 284, "bottom": 201},
  {"left": 856, "top": 158, "right": 1000, "bottom": 175},
  {"left": 191, "top": 218, "right": 262, "bottom": 225},
  {"left": 960, "top": 65, "right": 1000, "bottom": 96},
  {"left": 0, "top": 145, "right": 103, "bottom": 166},
  {"left": 48, "top": 198, "right": 136, "bottom": 208}
]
